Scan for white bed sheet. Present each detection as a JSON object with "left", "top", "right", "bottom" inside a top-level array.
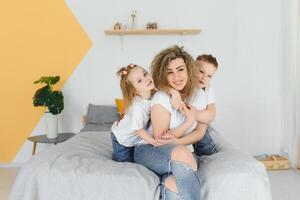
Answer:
[{"left": 9, "top": 127, "right": 271, "bottom": 200}]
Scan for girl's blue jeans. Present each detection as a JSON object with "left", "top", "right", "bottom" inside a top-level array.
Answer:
[{"left": 111, "top": 132, "right": 134, "bottom": 162}]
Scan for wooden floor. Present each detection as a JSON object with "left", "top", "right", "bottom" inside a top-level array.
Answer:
[
  {"left": 1, "top": 167, "right": 300, "bottom": 200},
  {"left": 0, "top": 168, "right": 19, "bottom": 200},
  {"left": 268, "top": 169, "right": 300, "bottom": 200}
]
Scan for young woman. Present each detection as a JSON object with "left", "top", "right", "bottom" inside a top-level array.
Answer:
[{"left": 134, "top": 46, "right": 209, "bottom": 200}]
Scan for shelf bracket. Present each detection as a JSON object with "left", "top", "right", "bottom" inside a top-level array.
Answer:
[
  {"left": 180, "top": 33, "right": 184, "bottom": 46},
  {"left": 120, "top": 35, "right": 124, "bottom": 51}
]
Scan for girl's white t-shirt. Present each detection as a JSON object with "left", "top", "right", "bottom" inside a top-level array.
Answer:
[
  {"left": 111, "top": 96, "right": 151, "bottom": 147},
  {"left": 150, "top": 87, "right": 215, "bottom": 151}
]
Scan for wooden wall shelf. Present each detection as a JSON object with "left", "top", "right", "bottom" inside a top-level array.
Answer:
[{"left": 104, "top": 29, "right": 201, "bottom": 35}]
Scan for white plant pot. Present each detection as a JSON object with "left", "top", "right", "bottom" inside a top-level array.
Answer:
[{"left": 45, "top": 112, "right": 58, "bottom": 139}]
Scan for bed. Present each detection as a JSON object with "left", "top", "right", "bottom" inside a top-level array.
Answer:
[{"left": 9, "top": 105, "right": 272, "bottom": 200}]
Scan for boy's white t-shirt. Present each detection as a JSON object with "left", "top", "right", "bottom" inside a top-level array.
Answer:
[
  {"left": 203, "top": 86, "right": 215, "bottom": 106},
  {"left": 150, "top": 87, "right": 215, "bottom": 151},
  {"left": 111, "top": 96, "right": 151, "bottom": 147}
]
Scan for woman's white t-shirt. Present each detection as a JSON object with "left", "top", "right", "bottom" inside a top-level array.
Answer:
[
  {"left": 150, "top": 87, "right": 215, "bottom": 151},
  {"left": 111, "top": 96, "right": 151, "bottom": 147}
]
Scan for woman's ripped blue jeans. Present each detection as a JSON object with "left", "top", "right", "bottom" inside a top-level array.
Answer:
[{"left": 134, "top": 144, "right": 201, "bottom": 200}]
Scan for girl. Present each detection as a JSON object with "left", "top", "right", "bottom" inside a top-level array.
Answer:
[{"left": 111, "top": 64, "right": 158, "bottom": 162}]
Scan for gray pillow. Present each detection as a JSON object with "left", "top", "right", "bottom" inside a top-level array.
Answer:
[
  {"left": 86, "top": 104, "right": 119, "bottom": 124},
  {"left": 81, "top": 104, "right": 119, "bottom": 132},
  {"left": 81, "top": 123, "right": 114, "bottom": 132}
]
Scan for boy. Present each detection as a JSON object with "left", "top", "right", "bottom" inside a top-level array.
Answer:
[
  {"left": 169, "top": 54, "right": 219, "bottom": 156},
  {"left": 194, "top": 54, "right": 218, "bottom": 123}
]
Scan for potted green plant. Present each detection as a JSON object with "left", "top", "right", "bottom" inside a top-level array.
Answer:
[{"left": 33, "top": 76, "right": 64, "bottom": 138}]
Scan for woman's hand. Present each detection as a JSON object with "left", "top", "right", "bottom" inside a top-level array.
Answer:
[
  {"left": 169, "top": 88, "right": 183, "bottom": 110},
  {"left": 150, "top": 138, "right": 160, "bottom": 147},
  {"left": 150, "top": 138, "right": 169, "bottom": 147},
  {"left": 155, "top": 131, "right": 178, "bottom": 145},
  {"left": 151, "top": 132, "right": 171, "bottom": 147},
  {"left": 161, "top": 133, "right": 178, "bottom": 144}
]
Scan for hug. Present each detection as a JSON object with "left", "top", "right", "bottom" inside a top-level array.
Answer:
[{"left": 111, "top": 45, "right": 219, "bottom": 200}]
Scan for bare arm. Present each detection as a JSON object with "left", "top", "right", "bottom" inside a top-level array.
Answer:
[
  {"left": 136, "top": 129, "right": 158, "bottom": 146},
  {"left": 175, "top": 122, "right": 207, "bottom": 145},
  {"left": 151, "top": 104, "right": 171, "bottom": 139},
  {"left": 161, "top": 122, "right": 208, "bottom": 146},
  {"left": 163, "top": 102, "right": 215, "bottom": 138},
  {"left": 169, "top": 103, "right": 196, "bottom": 138},
  {"left": 196, "top": 103, "right": 216, "bottom": 124},
  {"left": 169, "top": 119, "right": 195, "bottom": 138}
]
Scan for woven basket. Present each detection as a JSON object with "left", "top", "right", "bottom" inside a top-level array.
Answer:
[{"left": 256, "top": 155, "right": 290, "bottom": 170}]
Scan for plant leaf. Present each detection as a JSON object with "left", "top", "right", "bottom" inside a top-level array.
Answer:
[
  {"left": 33, "top": 76, "right": 63, "bottom": 115},
  {"left": 47, "top": 91, "right": 64, "bottom": 115},
  {"left": 33, "top": 86, "right": 50, "bottom": 107},
  {"left": 34, "top": 76, "right": 60, "bottom": 86}
]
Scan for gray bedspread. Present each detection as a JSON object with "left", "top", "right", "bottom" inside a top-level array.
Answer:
[{"left": 9, "top": 127, "right": 271, "bottom": 200}]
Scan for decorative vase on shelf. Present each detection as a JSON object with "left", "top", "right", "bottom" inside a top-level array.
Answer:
[
  {"left": 131, "top": 10, "right": 137, "bottom": 29},
  {"left": 45, "top": 112, "right": 58, "bottom": 139}
]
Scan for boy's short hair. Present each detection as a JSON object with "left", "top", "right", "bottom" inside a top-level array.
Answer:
[{"left": 196, "top": 54, "right": 218, "bottom": 69}]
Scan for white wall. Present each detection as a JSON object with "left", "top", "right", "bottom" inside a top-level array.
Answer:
[
  {"left": 297, "top": 0, "right": 300, "bottom": 168},
  {"left": 281, "top": 0, "right": 300, "bottom": 167},
  {"left": 15, "top": 0, "right": 286, "bottom": 162}
]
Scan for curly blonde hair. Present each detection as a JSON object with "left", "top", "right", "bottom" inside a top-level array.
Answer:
[{"left": 151, "top": 45, "right": 198, "bottom": 101}]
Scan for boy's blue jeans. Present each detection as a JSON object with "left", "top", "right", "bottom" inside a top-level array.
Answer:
[
  {"left": 111, "top": 132, "right": 134, "bottom": 162},
  {"left": 193, "top": 128, "right": 217, "bottom": 156}
]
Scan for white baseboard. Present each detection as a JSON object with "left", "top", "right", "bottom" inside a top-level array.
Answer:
[{"left": 0, "top": 162, "right": 24, "bottom": 168}]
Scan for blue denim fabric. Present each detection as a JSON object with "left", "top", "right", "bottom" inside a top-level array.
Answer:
[
  {"left": 171, "top": 161, "right": 201, "bottom": 200},
  {"left": 162, "top": 185, "right": 181, "bottom": 200},
  {"left": 160, "top": 174, "right": 180, "bottom": 200},
  {"left": 193, "top": 129, "right": 217, "bottom": 156},
  {"left": 134, "top": 144, "right": 174, "bottom": 175},
  {"left": 134, "top": 144, "right": 201, "bottom": 200},
  {"left": 111, "top": 132, "right": 134, "bottom": 162}
]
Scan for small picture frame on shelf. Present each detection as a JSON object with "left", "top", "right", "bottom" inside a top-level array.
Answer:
[
  {"left": 113, "top": 22, "right": 122, "bottom": 30},
  {"left": 146, "top": 22, "right": 158, "bottom": 30}
]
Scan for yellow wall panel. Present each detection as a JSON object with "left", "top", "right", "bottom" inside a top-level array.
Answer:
[{"left": 0, "top": 1, "right": 92, "bottom": 162}]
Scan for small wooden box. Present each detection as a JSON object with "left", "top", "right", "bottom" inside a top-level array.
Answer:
[{"left": 255, "top": 155, "right": 290, "bottom": 170}]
